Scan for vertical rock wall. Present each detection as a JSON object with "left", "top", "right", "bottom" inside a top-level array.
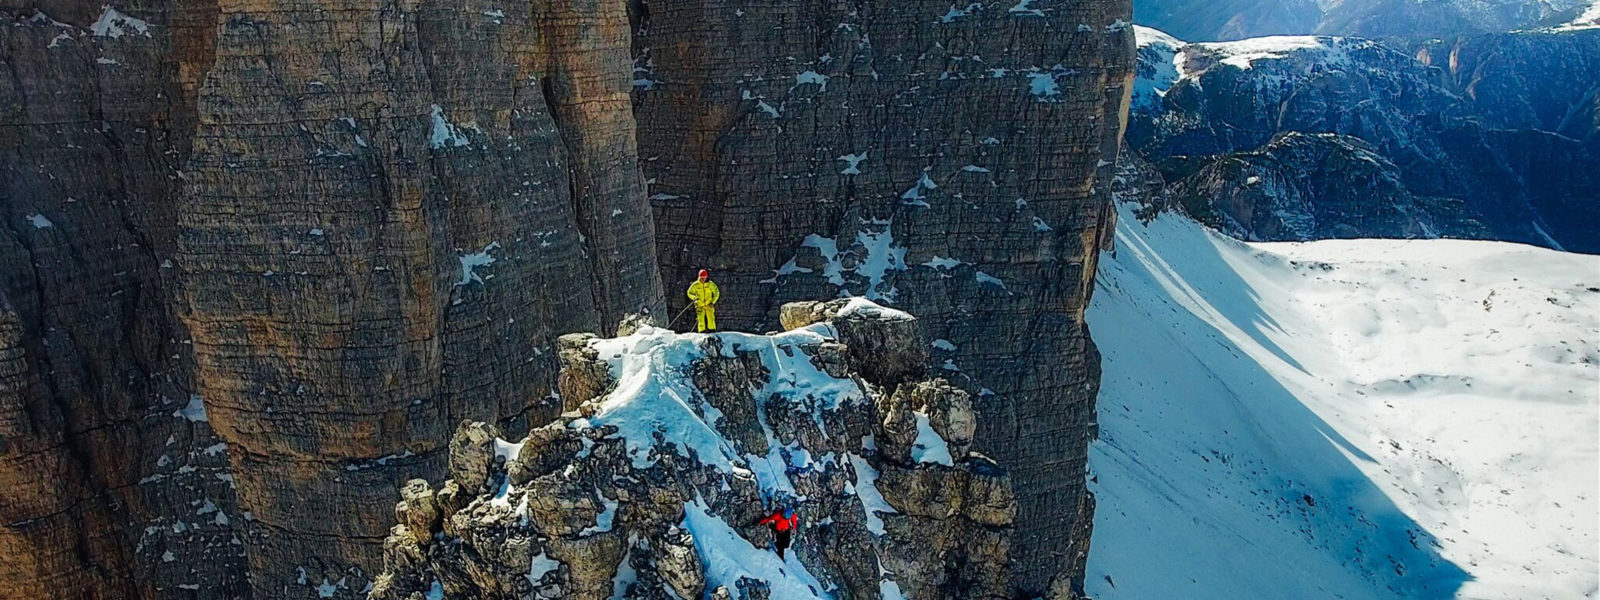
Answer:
[
  {"left": 0, "top": 3, "right": 249, "bottom": 599},
  {"left": 172, "top": 0, "right": 660, "bottom": 595},
  {"left": 632, "top": 0, "right": 1134, "bottom": 593},
  {"left": 1, "top": 0, "right": 1128, "bottom": 595}
]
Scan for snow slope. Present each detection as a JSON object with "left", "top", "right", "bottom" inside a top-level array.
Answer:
[
  {"left": 1554, "top": 0, "right": 1600, "bottom": 30},
  {"left": 1086, "top": 202, "right": 1599, "bottom": 599}
]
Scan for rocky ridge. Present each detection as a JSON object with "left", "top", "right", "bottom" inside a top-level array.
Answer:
[
  {"left": 1128, "top": 25, "right": 1600, "bottom": 251},
  {"left": 368, "top": 299, "right": 1016, "bottom": 599},
  {"left": 1160, "top": 132, "right": 1490, "bottom": 241}
]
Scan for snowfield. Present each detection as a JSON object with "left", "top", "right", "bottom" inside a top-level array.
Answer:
[{"left": 1086, "top": 202, "right": 1599, "bottom": 599}]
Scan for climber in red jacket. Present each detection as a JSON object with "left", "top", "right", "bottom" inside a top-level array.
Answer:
[{"left": 757, "top": 507, "right": 799, "bottom": 559}]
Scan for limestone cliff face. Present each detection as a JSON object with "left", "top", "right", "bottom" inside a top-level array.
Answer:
[
  {"left": 173, "top": 0, "right": 663, "bottom": 594},
  {"left": 1, "top": 5, "right": 248, "bottom": 599},
  {"left": 633, "top": 0, "right": 1134, "bottom": 593},
  {"left": 2, "top": 0, "right": 1128, "bottom": 596},
  {"left": 1131, "top": 27, "right": 1600, "bottom": 252},
  {"left": 369, "top": 300, "right": 1015, "bottom": 600}
]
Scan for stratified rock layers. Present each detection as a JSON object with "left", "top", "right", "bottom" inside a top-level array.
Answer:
[
  {"left": 174, "top": 0, "right": 660, "bottom": 595},
  {"left": 634, "top": 1, "right": 1134, "bottom": 593},
  {"left": 1, "top": 0, "right": 1129, "bottom": 596},
  {"left": 1, "top": 5, "right": 248, "bottom": 599}
]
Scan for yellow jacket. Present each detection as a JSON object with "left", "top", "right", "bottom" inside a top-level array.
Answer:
[{"left": 687, "top": 280, "right": 720, "bottom": 308}]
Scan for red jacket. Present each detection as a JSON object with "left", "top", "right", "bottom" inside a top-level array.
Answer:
[{"left": 758, "top": 511, "right": 798, "bottom": 532}]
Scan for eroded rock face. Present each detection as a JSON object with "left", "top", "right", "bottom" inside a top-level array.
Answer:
[
  {"left": 0, "top": 5, "right": 248, "bottom": 599},
  {"left": 2, "top": 0, "right": 1128, "bottom": 595},
  {"left": 171, "top": 0, "right": 665, "bottom": 594},
  {"left": 368, "top": 301, "right": 1016, "bottom": 600},
  {"left": 634, "top": 2, "right": 1134, "bottom": 592}
]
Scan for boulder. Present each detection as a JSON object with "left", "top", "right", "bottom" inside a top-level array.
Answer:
[
  {"left": 448, "top": 421, "right": 502, "bottom": 492},
  {"left": 394, "top": 480, "right": 441, "bottom": 544}
]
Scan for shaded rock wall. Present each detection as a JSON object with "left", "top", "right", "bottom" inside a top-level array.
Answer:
[
  {"left": 633, "top": 0, "right": 1134, "bottom": 593},
  {"left": 1, "top": 0, "right": 1129, "bottom": 596},
  {"left": 0, "top": 4, "right": 249, "bottom": 599},
  {"left": 173, "top": 0, "right": 662, "bottom": 594}
]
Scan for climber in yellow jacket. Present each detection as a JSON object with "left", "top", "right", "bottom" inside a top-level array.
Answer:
[{"left": 686, "top": 269, "right": 720, "bottom": 332}]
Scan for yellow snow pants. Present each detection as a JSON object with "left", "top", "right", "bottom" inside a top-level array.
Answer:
[{"left": 696, "top": 305, "right": 717, "bottom": 332}]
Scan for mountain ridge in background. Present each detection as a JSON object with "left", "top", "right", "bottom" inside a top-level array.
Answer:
[
  {"left": 1125, "top": 23, "right": 1600, "bottom": 252},
  {"left": 1136, "top": 0, "right": 1597, "bottom": 41}
]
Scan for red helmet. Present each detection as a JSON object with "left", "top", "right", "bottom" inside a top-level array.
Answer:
[{"left": 698, "top": 269, "right": 709, "bottom": 279}]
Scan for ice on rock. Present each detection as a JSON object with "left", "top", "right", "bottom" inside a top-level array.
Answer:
[
  {"left": 1009, "top": 0, "right": 1045, "bottom": 17},
  {"left": 175, "top": 395, "right": 208, "bottom": 422},
  {"left": 574, "top": 324, "right": 865, "bottom": 473},
  {"left": 90, "top": 7, "right": 152, "bottom": 38},
  {"left": 526, "top": 551, "right": 560, "bottom": 586},
  {"left": 429, "top": 105, "right": 472, "bottom": 148},
  {"left": 456, "top": 242, "right": 500, "bottom": 286},
  {"left": 846, "top": 453, "right": 895, "bottom": 535},
  {"left": 837, "top": 152, "right": 868, "bottom": 175},
  {"left": 683, "top": 498, "right": 830, "bottom": 598},
  {"left": 794, "top": 71, "right": 830, "bottom": 90},
  {"left": 910, "top": 413, "right": 954, "bottom": 466}
]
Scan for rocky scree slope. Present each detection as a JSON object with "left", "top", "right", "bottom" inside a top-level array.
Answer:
[
  {"left": 368, "top": 299, "right": 1016, "bottom": 599},
  {"left": 1128, "top": 26, "right": 1600, "bottom": 251}
]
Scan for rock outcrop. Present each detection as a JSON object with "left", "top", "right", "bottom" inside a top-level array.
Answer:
[
  {"left": 634, "top": 1, "right": 1134, "bottom": 592},
  {"left": 369, "top": 300, "right": 1016, "bottom": 600},
  {"left": 1161, "top": 133, "right": 1490, "bottom": 241}
]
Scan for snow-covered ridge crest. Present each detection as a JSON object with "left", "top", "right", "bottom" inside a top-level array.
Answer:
[
  {"left": 1133, "top": 25, "right": 1394, "bottom": 103},
  {"left": 1087, "top": 201, "right": 1599, "bottom": 599},
  {"left": 369, "top": 298, "right": 1016, "bottom": 600},
  {"left": 1549, "top": 0, "right": 1600, "bottom": 31}
]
